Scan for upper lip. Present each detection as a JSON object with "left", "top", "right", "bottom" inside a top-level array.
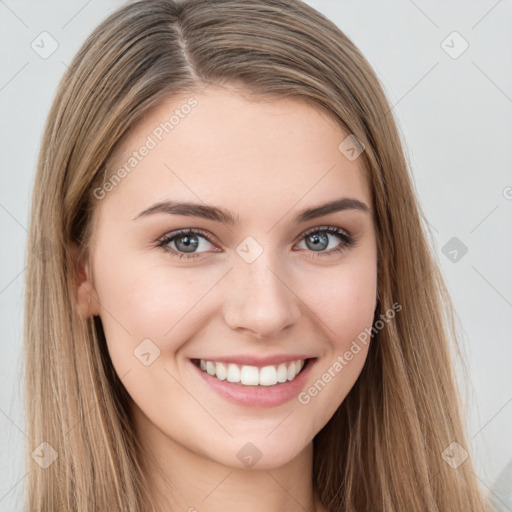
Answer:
[{"left": 191, "top": 354, "right": 315, "bottom": 367}]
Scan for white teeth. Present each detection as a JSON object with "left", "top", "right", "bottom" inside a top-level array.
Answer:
[
  {"left": 226, "top": 363, "right": 240, "bottom": 383},
  {"left": 287, "top": 361, "right": 297, "bottom": 381},
  {"left": 206, "top": 361, "right": 216, "bottom": 376},
  {"left": 276, "top": 363, "right": 288, "bottom": 383},
  {"left": 215, "top": 362, "right": 227, "bottom": 381},
  {"left": 197, "top": 358, "right": 307, "bottom": 386},
  {"left": 259, "top": 365, "right": 277, "bottom": 386},
  {"left": 288, "top": 360, "right": 304, "bottom": 380},
  {"left": 240, "top": 365, "right": 259, "bottom": 385}
]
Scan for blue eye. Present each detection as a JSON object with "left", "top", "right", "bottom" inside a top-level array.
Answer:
[
  {"left": 157, "top": 226, "right": 355, "bottom": 260},
  {"left": 297, "top": 226, "right": 355, "bottom": 255},
  {"left": 157, "top": 228, "right": 217, "bottom": 260}
]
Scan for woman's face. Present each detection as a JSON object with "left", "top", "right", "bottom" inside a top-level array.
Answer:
[{"left": 78, "top": 85, "right": 377, "bottom": 470}]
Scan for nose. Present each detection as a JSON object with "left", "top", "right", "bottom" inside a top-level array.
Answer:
[{"left": 222, "top": 252, "right": 301, "bottom": 339}]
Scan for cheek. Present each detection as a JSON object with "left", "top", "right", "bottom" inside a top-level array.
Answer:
[
  {"left": 306, "top": 259, "right": 378, "bottom": 348},
  {"left": 293, "top": 261, "right": 377, "bottom": 434},
  {"left": 92, "top": 249, "right": 218, "bottom": 362},
  {"left": 295, "top": 248, "right": 377, "bottom": 399}
]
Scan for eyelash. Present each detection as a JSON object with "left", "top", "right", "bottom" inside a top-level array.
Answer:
[{"left": 156, "top": 225, "right": 356, "bottom": 261}]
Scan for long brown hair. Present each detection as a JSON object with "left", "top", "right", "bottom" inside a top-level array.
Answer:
[{"left": 24, "top": 0, "right": 493, "bottom": 510}]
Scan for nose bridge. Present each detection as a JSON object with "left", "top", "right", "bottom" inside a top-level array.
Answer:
[{"left": 222, "top": 241, "right": 301, "bottom": 338}]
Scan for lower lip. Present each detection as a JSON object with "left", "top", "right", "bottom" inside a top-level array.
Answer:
[{"left": 190, "top": 358, "right": 317, "bottom": 408}]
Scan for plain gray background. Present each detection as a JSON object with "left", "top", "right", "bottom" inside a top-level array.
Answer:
[{"left": 1, "top": 1, "right": 511, "bottom": 510}]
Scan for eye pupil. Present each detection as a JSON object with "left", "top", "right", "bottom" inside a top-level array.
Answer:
[
  {"left": 175, "top": 234, "right": 199, "bottom": 253},
  {"left": 306, "top": 232, "right": 328, "bottom": 251}
]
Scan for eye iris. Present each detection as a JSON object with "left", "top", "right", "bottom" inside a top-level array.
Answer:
[
  {"left": 305, "top": 232, "right": 328, "bottom": 251},
  {"left": 175, "top": 234, "right": 199, "bottom": 253}
]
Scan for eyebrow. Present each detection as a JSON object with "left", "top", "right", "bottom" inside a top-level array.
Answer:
[{"left": 132, "top": 197, "right": 371, "bottom": 225}]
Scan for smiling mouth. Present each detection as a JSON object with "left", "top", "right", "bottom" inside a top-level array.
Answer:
[{"left": 191, "top": 358, "right": 313, "bottom": 387}]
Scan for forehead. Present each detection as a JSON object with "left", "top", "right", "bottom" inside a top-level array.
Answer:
[{"left": 95, "top": 86, "right": 371, "bottom": 225}]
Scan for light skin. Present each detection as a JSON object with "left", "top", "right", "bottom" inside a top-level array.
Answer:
[{"left": 74, "top": 85, "right": 378, "bottom": 512}]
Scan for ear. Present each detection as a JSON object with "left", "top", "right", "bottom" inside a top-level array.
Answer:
[{"left": 70, "top": 242, "right": 101, "bottom": 319}]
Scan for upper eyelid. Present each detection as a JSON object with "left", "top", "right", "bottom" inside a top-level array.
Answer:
[{"left": 299, "top": 225, "right": 350, "bottom": 238}]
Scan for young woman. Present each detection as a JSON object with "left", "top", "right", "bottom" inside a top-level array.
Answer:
[{"left": 24, "top": 0, "right": 493, "bottom": 510}]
